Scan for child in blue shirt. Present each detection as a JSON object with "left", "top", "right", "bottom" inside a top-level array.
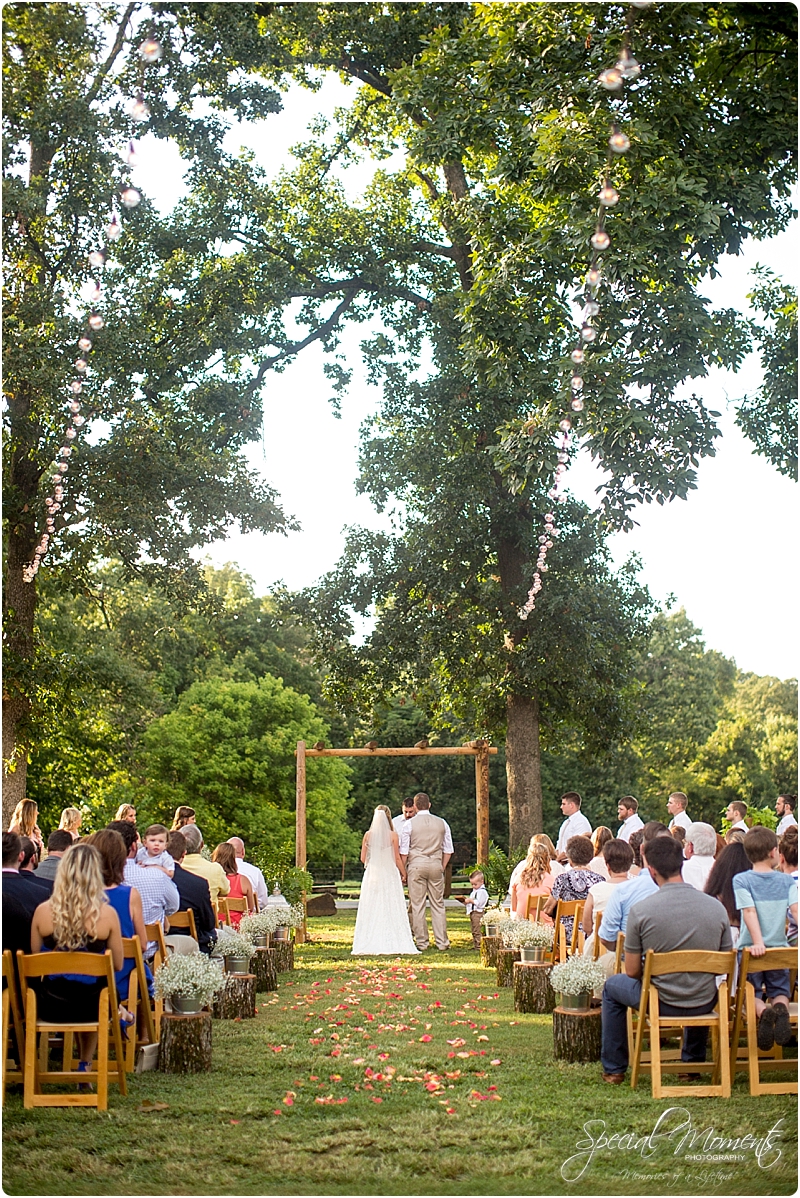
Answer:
[{"left": 734, "top": 826, "right": 797, "bottom": 1049}]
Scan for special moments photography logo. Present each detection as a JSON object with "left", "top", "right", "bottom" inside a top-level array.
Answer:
[{"left": 560, "top": 1107, "right": 787, "bottom": 1183}]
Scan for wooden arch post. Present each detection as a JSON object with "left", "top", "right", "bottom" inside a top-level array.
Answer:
[{"left": 295, "top": 741, "right": 498, "bottom": 911}]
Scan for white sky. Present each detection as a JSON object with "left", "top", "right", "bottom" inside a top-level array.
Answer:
[{"left": 132, "top": 75, "right": 798, "bottom": 681}]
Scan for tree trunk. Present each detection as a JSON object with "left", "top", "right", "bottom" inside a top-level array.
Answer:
[
  {"left": 2, "top": 484, "right": 39, "bottom": 827},
  {"left": 553, "top": 1006, "right": 602, "bottom": 1062},
  {"left": 212, "top": 973, "right": 256, "bottom": 1019},
  {"left": 272, "top": 941, "right": 294, "bottom": 972},
  {"left": 505, "top": 693, "right": 543, "bottom": 848},
  {"left": 513, "top": 962, "right": 556, "bottom": 1014},
  {"left": 480, "top": 935, "right": 501, "bottom": 968},
  {"left": 496, "top": 947, "right": 520, "bottom": 987},
  {"left": 250, "top": 948, "right": 277, "bottom": 992},
  {"left": 158, "top": 1012, "right": 212, "bottom": 1073}
]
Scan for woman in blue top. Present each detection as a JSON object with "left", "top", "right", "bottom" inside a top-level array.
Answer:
[{"left": 86, "top": 829, "right": 152, "bottom": 1015}]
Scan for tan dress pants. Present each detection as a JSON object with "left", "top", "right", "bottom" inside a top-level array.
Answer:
[{"left": 407, "top": 856, "right": 449, "bottom": 950}]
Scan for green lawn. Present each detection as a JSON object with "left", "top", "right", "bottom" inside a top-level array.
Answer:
[{"left": 3, "top": 911, "right": 796, "bottom": 1196}]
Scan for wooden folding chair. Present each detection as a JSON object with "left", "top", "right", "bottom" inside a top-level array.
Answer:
[
  {"left": 222, "top": 897, "right": 248, "bottom": 924},
  {"left": 730, "top": 947, "right": 798, "bottom": 1096},
  {"left": 551, "top": 900, "right": 584, "bottom": 963},
  {"left": 144, "top": 923, "right": 167, "bottom": 1038},
  {"left": 212, "top": 900, "right": 230, "bottom": 927},
  {"left": 118, "top": 938, "right": 155, "bottom": 1071},
  {"left": 630, "top": 949, "right": 736, "bottom": 1099},
  {"left": 17, "top": 950, "right": 127, "bottom": 1110},
  {"left": 167, "top": 909, "right": 198, "bottom": 941},
  {"left": 2, "top": 950, "right": 25, "bottom": 1103},
  {"left": 525, "top": 894, "right": 547, "bottom": 921},
  {"left": 592, "top": 910, "right": 604, "bottom": 961},
  {"left": 614, "top": 931, "right": 625, "bottom": 974}
]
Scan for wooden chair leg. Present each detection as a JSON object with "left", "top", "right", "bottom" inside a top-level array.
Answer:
[
  {"left": 96, "top": 990, "right": 109, "bottom": 1111},
  {"left": 2, "top": 989, "right": 9, "bottom": 1105}
]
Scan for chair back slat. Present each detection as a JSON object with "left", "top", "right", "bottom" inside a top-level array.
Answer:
[
  {"left": 647, "top": 950, "right": 737, "bottom": 978},
  {"left": 167, "top": 910, "right": 198, "bottom": 940}
]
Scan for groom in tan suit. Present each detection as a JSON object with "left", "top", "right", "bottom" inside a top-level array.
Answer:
[{"left": 399, "top": 793, "right": 452, "bottom": 951}]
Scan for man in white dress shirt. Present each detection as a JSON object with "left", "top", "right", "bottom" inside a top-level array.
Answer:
[
  {"left": 555, "top": 792, "right": 592, "bottom": 861},
  {"left": 227, "top": 837, "right": 269, "bottom": 911},
  {"left": 666, "top": 792, "right": 692, "bottom": 833},
  {"left": 776, "top": 795, "right": 797, "bottom": 837},
  {"left": 682, "top": 822, "right": 717, "bottom": 891},
  {"left": 724, "top": 801, "right": 749, "bottom": 833},
  {"left": 392, "top": 797, "right": 417, "bottom": 834},
  {"left": 617, "top": 797, "right": 644, "bottom": 842}
]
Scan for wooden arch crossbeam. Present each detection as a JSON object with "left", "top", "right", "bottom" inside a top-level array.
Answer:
[{"left": 295, "top": 740, "right": 498, "bottom": 872}]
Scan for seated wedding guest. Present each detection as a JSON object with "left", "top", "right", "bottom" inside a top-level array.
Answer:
[
  {"left": 598, "top": 822, "right": 672, "bottom": 951},
  {"left": 543, "top": 836, "right": 604, "bottom": 940},
  {"left": 2, "top": 832, "right": 44, "bottom": 957},
  {"left": 671, "top": 825, "right": 686, "bottom": 846},
  {"left": 36, "top": 830, "right": 74, "bottom": 882},
  {"left": 616, "top": 798, "right": 643, "bottom": 844},
  {"left": 600, "top": 835, "right": 732, "bottom": 1084},
  {"left": 531, "top": 834, "right": 565, "bottom": 877},
  {"left": 114, "top": 804, "right": 137, "bottom": 824},
  {"left": 628, "top": 830, "right": 644, "bottom": 876},
  {"left": 58, "top": 806, "right": 83, "bottom": 840},
  {"left": 227, "top": 837, "right": 269, "bottom": 911},
  {"left": 167, "top": 832, "right": 217, "bottom": 953},
  {"left": 778, "top": 828, "right": 798, "bottom": 946},
  {"left": 510, "top": 845, "right": 554, "bottom": 921},
  {"left": 180, "top": 825, "right": 229, "bottom": 903},
  {"left": 170, "top": 806, "right": 196, "bottom": 831},
  {"left": 704, "top": 840, "right": 750, "bottom": 947},
  {"left": 107, "top": 820, "right": 179, "bottom": 957},
  {"left": 682, "top": 822, "right": 717, "bottom": 891},
  {"left": 135, "top": 824, "right": 175, "bottom": 877},
  {"left": 18, "top": 837, "right": 53, "bottom": 893},
  {"left": 30, "top": 843, "right": 124, "bottom": 1080},
  {"left": 212, "top": 842, "right": 255, "bottom": 925},
  {"left": 582, "top": 839, "right": 635, "bottom": 954},
  {"left": 86, "top": 829, "right": 150, "bottom": 1025},
  {"left": 8, "top": 798, "right": 44, "bottom": 862},
  {"left": 589, "top": 827, "right": 614, "bottom": 879}
]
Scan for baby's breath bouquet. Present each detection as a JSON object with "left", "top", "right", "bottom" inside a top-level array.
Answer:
[
  {"left": 284, "top": 903, "right": 305, "bottom": 929},
  {"left": 212, "top": 927, "right": 256, "bottom": 961},
  {"left": 549, "top": 956, "right": 606, "bottom": 995},
  {"left": 153, "top": 953, "right": 224, "bottom": 1008},
  {"left": 508, "top": 920, "right": 554, "bottom": 949},
  {"left": 498, "top": 916, "right": 522, "bottom": 947},
  {"left": 481, "top": 906, "right": 504, "bottom": 930},
  {"left": 238, "top": 912, "right": 275, "bottom": 940}
]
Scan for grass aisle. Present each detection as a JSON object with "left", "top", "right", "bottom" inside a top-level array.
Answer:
[{"left": 3, "top": 911, "right": 796, "bottom": 1196}]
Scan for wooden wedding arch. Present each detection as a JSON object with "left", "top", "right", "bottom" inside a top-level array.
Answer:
[{"left": 295, "top": 739, "right": 499, "bottom": 872}]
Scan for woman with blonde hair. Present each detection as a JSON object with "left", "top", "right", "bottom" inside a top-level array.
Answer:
[
  {"left": 58, "top": 807, "right": 83, "bottom": 840},
  {"left": 352, "top": 805, "right": 419, "bottom": 955},
  {"left": 170, "top": 805, "right": 196, "bottom": 831},
  {"left": 9, "top": 798, "right": 44, "bottom": 861},
  {"left": 510, "top": 844, "right": 554, "bottom": 920},
  {"left": 113, "top": 804, "right": 137, "bottom": 824},
  {"left": 30, "top": 843, "right": 123, "bottom": 1079},
  {"left": 532, "top": 833, "right": 565, "bottom": 877}
]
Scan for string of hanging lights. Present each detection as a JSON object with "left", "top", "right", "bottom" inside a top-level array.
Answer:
[
  {"left": 518, "top": 3, "right": 649, "bottom": 619},
  {"left": 23, "top": 34, "right": 162, "bottom": 584}
]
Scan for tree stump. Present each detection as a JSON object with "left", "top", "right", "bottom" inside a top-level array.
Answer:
[
  {"left": 250, "top": 948, "right": 278, "bottom": 992},
  {"left": 212, "top": 973, "right": 257, "bottom": 1020},
  {"left": 496, "top": 948, "right": 521, "bottom": 987},
  {"left": 513, "top": 962, "right": 556, "bottom": 1014},
  {"left": 272, "top": 940, "right": 294, "bottom": 972},
  {"left": 553, "top": 1006, "right": 602, "bottom": 1062},
  {"left": 480, "top": 935, "right": 501, "bottom": 968},
  {"left": 158, "top": 1011, "right": 212, "bottom": 1073}
]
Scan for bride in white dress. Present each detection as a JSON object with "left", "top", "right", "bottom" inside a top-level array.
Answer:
[{"left": 352, "top": 805, "right": 420, "bottom": 956}]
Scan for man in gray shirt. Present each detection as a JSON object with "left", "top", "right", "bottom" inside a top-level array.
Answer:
[
  {"left": 600, "top": 834, "right": 731, "bottom": 1084},
  {"left": 34, "top": 830, "right": 73, "bottom": 881}
]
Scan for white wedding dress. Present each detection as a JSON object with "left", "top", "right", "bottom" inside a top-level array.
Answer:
[{"left": 352, "top": 808, "right": 420, "bottom": 955}]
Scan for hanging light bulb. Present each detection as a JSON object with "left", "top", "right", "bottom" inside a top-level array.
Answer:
[
  {"left": 120, "top": 186, "right": 141, "bottom": 208},
  {"left": 571, "top": 396, "right": 585, "bottom": 412},
  {"left": 72, "top": 415, "right": 86, "bottom": 427},
  {"left": 88, "top": 250, "right": 105, "bottom": 268},
  {"left": 74, "top": 358, "right": 88, "bottom": 373},
  {"left": 65, "top": 428, "right": 77, "bottom": 441},
  {"left": 89, "top": 281, "right": 102, "bottom": 303},
  {"left": 139, "top": 36, "right": 163, "bottom": 61},
  {"left": 609, "top": 129, "right": 631, "bottom": 154},
  {"left": 581, "top": 325, "right": 597, "bottom": 342},
  {"left": 88, "top": 313, "right": 105, "bottom": 330},
  {"left": 598, "top": 67, "right": 623, "bottom": 90},
  {"left": 571, "top": 348, "right": 585, "bottom": 365},
  {"left": 124, "top": 139, "right": 139, "bottom": 166},
  {"left": 599, "top": 184, "right": 619, "bottom": 206},
  {"left": 59, "top": 445, "right": 72, "bottom": 458},
  {"left": 69, "top": 400, "right": 82, "bottom": 414},
  {"left": 571, "top": 375, "right": 584, "bottom": 391},
  {"left": 559, "top": 419, "right": 572, "bottom": 432},
  {"left": 616, "top": 48, "right": 641, "bottom": 78},
  {"left": 130, "top": 92, "right": 150, "bottom": 121},
  {"left": 54, "top": 485, "right": 64, "bottom": 501},
  {"left": 538, "top": 534, "right": 547, "bottom": 545},
  {"left": 78, "top": 337, "right": 92, "bottom": 352},
  {"left": 545, "top": 512, "right": 555, "bottom": 522},
  {"left": 106, "top": 215, "right": 122, "bottom": 242},
  {"left": 70, "top": 381, "right": 82, "bottom": 395},
  {"left": 591, "top": 229, "right": 610, "bottom": 251},
  {"left": 584, "top": 300, "right": 600, "bottom": 318},
  {"left": 587, "top": 267, "right": 602, "bottom": 287}
]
